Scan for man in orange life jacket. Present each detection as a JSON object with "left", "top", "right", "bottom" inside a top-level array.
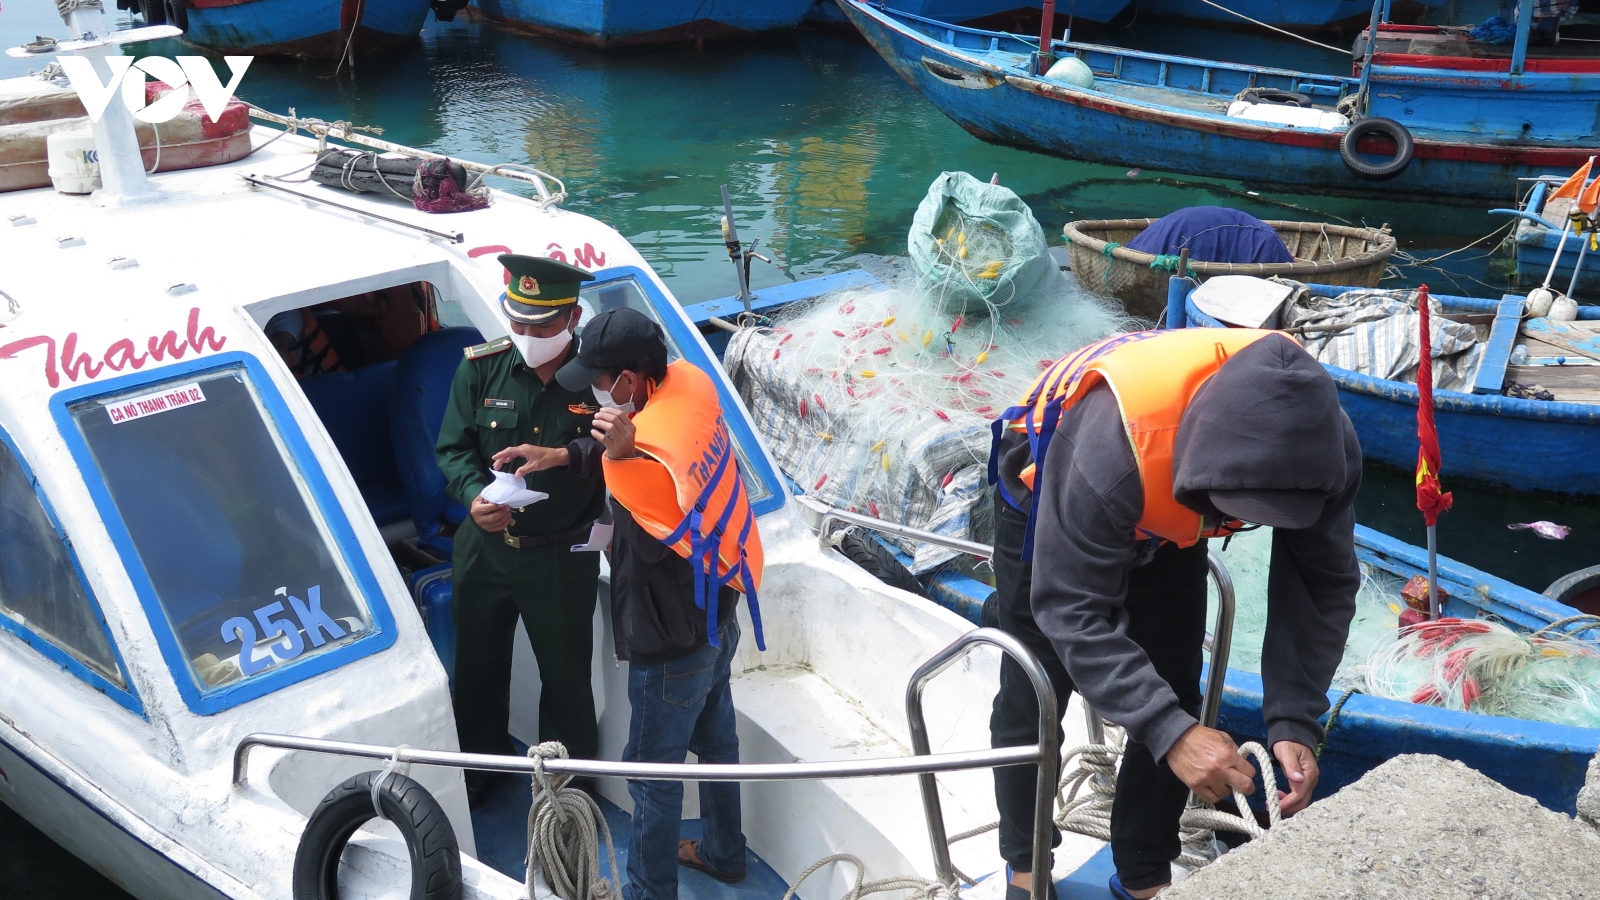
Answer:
[
  {"left": 547, "top": 307, "right": 764, "bottom": 900},
  {"left": 987, "top": 329, "right": 1361, "bottom": 899}
]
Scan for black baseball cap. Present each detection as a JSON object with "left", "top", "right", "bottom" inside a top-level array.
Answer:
[{"left": 556, "top": 307, "right": 666, "bottom": 391}]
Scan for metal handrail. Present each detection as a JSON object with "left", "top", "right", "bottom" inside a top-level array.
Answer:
[
  {"left": 906, "top": 628, "right": 1057, "bottom": 900},
  {"left": 798, "top": 496, "right": 995, "bottom": 560},
  {"left": 233, "top": 735, "right": 1041, "bottom": 788}
]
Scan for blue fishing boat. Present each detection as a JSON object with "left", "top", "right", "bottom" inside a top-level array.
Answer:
[
  {"left": 150, "top": 0, "right": 439, "bottom": 61},
  {"left": 1132, "top": 0, "right": 1444, "bottom": 33},
  {"left": 1504, "top": 176, "right": 1600, "bottom": 298},
  {"left": 807, "top": 0, "right": 1132, "bottom": 30},
  {"left": 471, "top": 0, "right": 817, "bottom": 47},
  {"left": 1174, "top": 283, "right": 1600, "bottom": 498},
  {"left": 836, "top": 0, "right": 1600, "bottom": 200}
]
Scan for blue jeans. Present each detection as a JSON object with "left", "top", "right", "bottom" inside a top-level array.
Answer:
[{"left": 623, "top": 621, "right": 746, "bottom": 900}]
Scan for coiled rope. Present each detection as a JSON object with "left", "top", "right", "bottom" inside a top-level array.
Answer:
[
  {"left": 783, "top": 854, "right": 960, "bottom": 900},
  {"left": 525, "top": 742, "right": 621, "bottom": 900}
]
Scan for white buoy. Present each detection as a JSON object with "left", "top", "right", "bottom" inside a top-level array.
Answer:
[
  {"left": 46, "top": 130, "right": 101, "bottom": 194},
  {"left": 1526, "top": 286, "right": 1556, "bottom": 317},
  {"left": 1549, "top": 293, "right": 1580, "bottom": 321},
  {"left": 1044, "top": 56, "right": 1095, "bottom": 89}
]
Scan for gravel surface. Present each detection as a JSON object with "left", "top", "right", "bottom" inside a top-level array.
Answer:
[{"left": 1163, "top": 754, "right": 1600, "bottom": 899}]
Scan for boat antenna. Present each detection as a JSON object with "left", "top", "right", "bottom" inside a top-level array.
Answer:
[
  {"left": 5, "top": 4, "right": 180, "bottom": 204},
  {"left": 718, "top": 185, "right": 771, "bottom": 320}
]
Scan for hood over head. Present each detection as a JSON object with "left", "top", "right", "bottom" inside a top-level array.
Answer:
[{"left": 1171, "top": 334, "right": 1351, "bottom": 530}]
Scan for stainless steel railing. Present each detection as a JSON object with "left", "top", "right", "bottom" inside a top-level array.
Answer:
[{"left": 235, "top": 628, "right": 1059, "bottom": 899}]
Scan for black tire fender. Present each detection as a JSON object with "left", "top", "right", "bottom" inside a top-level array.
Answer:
[
  {"left": 1340, "top": 117, "right": 1414, "bottom": 181},
  {"left": 293, "top": 770, "right": 462, "bottom": 900},
  {"left": 137, "top": 0, "right": 166, "bottom": 23},
  {"left": 1240, "top": 88, "right": 1312, "bottom": 107},
  {"left": 838, "top": 527, "right": 927, "bottom": 598},
  {"left": 164, "top": 0, "right": 188, "bottom": 31}
]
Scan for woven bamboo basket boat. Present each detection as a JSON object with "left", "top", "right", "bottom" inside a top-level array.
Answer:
[{"left": 1063, "top": 218, "right": 1397, "bottom": 319}]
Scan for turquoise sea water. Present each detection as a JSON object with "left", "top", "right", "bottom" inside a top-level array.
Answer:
[{"left": 1, "top": 4, "right": 1596, "bottom": 894}]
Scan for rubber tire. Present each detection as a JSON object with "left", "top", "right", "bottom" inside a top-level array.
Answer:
[
  {"left": 838, "top": 528, "right": 927, "bottom": 598},
  {"left": 1545, "top": 565, "right": 1600, "bottom": 603},
  {"left": 1240, "top": 88, "right": 1312, "bottom": 107},
  {"left": 292, "top": 770, "right": 462, "bottom": 900},
  {"left": 1339, "top": 117, "right": 1414, "bottom": 181},
  {"left": 138, "top": 0, "right": 166, "bottom": 24},
  {"left": 164, "top": 0, "right": 188, "bottom": 31}
]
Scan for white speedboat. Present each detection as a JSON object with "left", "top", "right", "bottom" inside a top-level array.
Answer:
[{"left": 0, "top": 6, "right": 1100, "bottom": 899}]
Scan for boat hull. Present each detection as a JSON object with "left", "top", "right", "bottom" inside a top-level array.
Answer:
[
  {"left": 471, "top": 0, "right": 817, "bottom": 47},
  {"left": 1131, "top": 0, "right": 1443, "bottom": 32},
  {"left": 182, "top": 0, "right": 433, "bottom": 60},
  {"left": 838, "top": 1, "right": 1598, "bottom": 201}
]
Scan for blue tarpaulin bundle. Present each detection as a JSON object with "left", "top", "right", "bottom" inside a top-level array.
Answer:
[{"left": 1125, "top": 205, "right": 1293, "bottom": 265}]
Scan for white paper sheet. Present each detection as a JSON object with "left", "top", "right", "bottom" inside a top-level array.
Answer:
[
  {"left": 1191, "top": 275, "right": 1294, "bottom": 329},
  {"left": 569, "top": 523, "right": 614, "bottom": 552},
  {"left": 477, "top": 469, "right": 548, "bottom": 509}
]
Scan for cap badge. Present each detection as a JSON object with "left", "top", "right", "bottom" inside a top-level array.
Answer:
[{"left": 519, "top": 276, "right": 540, "bottom": 295}]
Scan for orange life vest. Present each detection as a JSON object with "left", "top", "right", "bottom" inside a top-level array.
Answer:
[
  {"left": 603, "top": 360, "right": 765, "bottom": 649},
  {"left": 990, "top": 328, "right": 1284, "bottom": 558}
]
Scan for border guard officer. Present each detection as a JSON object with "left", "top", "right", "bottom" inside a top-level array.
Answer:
[{"left": 436, "top": 255, "right": 606, "bottom": 805}]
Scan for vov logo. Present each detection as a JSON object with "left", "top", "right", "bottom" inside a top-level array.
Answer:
[{"left": 56, "top": 56, "right": 252, "bottom": 125}]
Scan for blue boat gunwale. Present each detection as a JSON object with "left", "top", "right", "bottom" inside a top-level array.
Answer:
[{"left": 1183, "top": 284, "right": 1600, "bottom": 426}]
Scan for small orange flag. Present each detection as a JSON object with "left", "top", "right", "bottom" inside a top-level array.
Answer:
[
  {"left": 1550, "top": 158, "right": 1594, "bottom": 201},
  {"left": 1580, "top": 171, "right": 1600, "bottom": 216}
]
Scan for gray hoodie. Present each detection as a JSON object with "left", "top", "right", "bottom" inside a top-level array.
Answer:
[{"left": 1000, "top": 334, "right": 1361, "bottom": 761}]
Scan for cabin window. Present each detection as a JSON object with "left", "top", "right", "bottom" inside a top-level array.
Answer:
[
  {"left": 578, "top": 274, "right": 776, "bottom": 507},
  {"left": 0, "top": 435, "right": 126, "bottom": 690},
  {"left": 65, "top": 365, "right": 373, "bottom": 692}
]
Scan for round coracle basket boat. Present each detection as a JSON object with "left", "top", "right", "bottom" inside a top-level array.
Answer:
[{"left": 1063, "top": 218, "right": 1397, "bottom": 319}]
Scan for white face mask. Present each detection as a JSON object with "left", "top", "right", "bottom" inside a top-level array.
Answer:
[
  {"left": 509, "top": 328, "right": 572, "bottom": 368},
  {"left": 592, "top": 374, "right": 637, "bottom": 414}
]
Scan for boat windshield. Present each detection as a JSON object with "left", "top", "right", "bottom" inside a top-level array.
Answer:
[
  {"left": 579, "top": 274, "right": 774, "bottom": 507},
  {"left": 66, "top": 366, "right": 371, "bottom": 692}
]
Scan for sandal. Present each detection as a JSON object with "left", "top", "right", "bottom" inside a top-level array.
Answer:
[{"left": 678, "top": 839, "right": 746, "bottom": 884}]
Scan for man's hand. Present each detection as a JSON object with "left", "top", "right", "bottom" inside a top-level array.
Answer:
[
  {"left": 470, "top": 496, "right": 513, "bottom": 532},
  {"left": 592, "top": 408, "right": 638, "bottom": 459},
  {"left": 491, "top": 443, "right": 567, "bottom": 477},
  {"left": 1165, "top": 725, "right": 1256, "bottom": 804},
  {"left": 1272, "top": 740, "right": 1320, "bottom": 815}
]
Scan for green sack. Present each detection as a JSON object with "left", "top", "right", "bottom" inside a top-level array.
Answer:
[{"left": 908, "top": 171, "right": 1064, "bottom": 312}]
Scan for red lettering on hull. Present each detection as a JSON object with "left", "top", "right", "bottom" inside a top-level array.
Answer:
[{"left": 0, "top": 308, "right": 227, "bottom": 388}]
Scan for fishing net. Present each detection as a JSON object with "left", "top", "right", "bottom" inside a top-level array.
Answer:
[
  {"left": 908, "top": 171, "right": 1063, "bottom": 315},
  {"left": 724, "top": 253, "right": 1134, "bottom": 572},
  {"left": 1210, "top": 528, "right": 1600, "bottom": 729}
]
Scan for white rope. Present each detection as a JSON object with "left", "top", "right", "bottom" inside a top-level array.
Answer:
[
  {"left": 55, "top": 0, "right": 103, "bottom": 15},
  {"left": 525, "top": 742, "right": 621, "bottom": 900},
  {"left": 145, "top": 122, "right": 161, "bottom": 175},
  {"left": 783, "top": 854, "right": 960, "bottom": 900},
  {"left": 1192, "top": 0, "right": 1352, "bottom": 56},
  {"left": 370, "top": 744, "right": 411, "bottom": 821}
]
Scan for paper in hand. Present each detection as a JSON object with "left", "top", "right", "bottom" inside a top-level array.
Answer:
[
  {"left": 478, "top": 469, "right": 549, "bottom": 508},
  {"left": 570, "top": 522, "right": 614, "bottom": 552}
]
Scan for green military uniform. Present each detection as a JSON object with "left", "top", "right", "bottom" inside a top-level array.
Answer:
[{"left": 435, "top": 256, "right": 604, "bottom": 765}]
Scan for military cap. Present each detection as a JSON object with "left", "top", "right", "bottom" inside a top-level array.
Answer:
[{"left": 499, "top": 254, "right": 596, "bottom": 325}]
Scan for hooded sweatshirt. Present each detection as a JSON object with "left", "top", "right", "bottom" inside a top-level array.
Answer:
[{"left": 1001, "top": 333, "right": 1361, "bottom": 761}]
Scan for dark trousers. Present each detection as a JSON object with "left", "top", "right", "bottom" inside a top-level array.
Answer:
[
  {"left": 989, "top": 490, "right": 1208, "bottom": 891},
  {"left": 452, "top": 522, "right": 601, "bottom": 761}
]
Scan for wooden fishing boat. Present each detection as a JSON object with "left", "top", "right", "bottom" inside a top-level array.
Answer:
[
  {"left": 836, "top": 0, "right": 1600, "bottom": 201},
  {"left": 806, "top": 0, "right": 1132, "bottom": 31},
  {"left": 1502, "top": 176, "right": 1600, "bottom": 298},
  {"left": 1133, "top": 0, "right": 1444, "bottom": 33},
  {"left": 1177, "top": 283, "right": 1600, "bottom": 497},
  {"left": 149, "top": 0, "right": 438, "bottom": 61},
  {"left": 1063, "top": 217, "right": 1394, "bottom": 318},
  {"left": 471, "top": 0, "right": 817, "bottom": 47}
]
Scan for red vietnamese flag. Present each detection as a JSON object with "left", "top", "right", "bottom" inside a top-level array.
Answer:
[{"left": 1415, "top": 285, "right": 1453, "bottom": 525}]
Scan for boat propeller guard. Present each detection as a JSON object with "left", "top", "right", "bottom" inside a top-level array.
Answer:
[
  {"left": 292, "top": 769, "right": 463, "bottom": 900},
  {"left": 1340, "top": 117, "right": 1414, "bottom": 181}
]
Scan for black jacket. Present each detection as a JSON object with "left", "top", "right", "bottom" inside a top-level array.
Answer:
[
  {"left": 571, "top": 439, "right": 739, "bottom": 665},
  {"left": 1000, "top": 334, "right": 1361, "bottom": 760}
]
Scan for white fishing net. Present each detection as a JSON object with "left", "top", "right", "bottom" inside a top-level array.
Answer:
[{"left": 725, "top": 255, "right": 1136, "bottom": 571}]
